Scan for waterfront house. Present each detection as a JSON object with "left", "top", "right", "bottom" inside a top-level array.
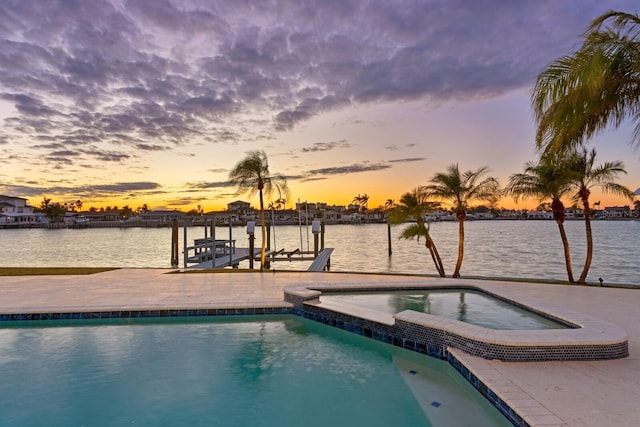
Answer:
[
  {"left": 0, "top": 195, "right": 40, "bottom": 225},
  {"left": 564, "top": 207, "right": 584, "bottom": 219},
  {"left": 527, "top": 210, "right": 553, "bottom": 219},
  {"left": 295, "top": 202, "right": 348, "bottom": 224},
  {"left": 227, "top": 201, "right": 252, "bottom": 216},
  {"left": 603, "top": 206, "right": 629, "bottom": 218},
  {"left": 139, "top": 210, "right": 187, "bottom": 224}
]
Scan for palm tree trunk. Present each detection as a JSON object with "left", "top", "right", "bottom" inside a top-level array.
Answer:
[
  {"left": 425, "top": 234, "right": 446, "bottom": 277},
  {"left": 578, "top": 200, "right": 593, "bottom": 284},
  {"left": 453, "top": 217, "right": 464, "bottom": 278},
  {"left": 259, "top": 190, "right": 266, "bottom": 270},
  {"left": 556, "top": 221, "right": 575, "bottom": 283}
]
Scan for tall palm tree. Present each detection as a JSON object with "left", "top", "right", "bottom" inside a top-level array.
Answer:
[
  {"left": 388, "top": 189, "right": 445, "bottom": 277},
  {"left": 507, "top": 154, "right": 576, "bottom": 283},
  {"left": 568, "top": 148, "right": 633, "bottom": 283},
  {"left": 229, "top": 150, "right": 289, "bottom": 270},
  {"left": 532, "top": 10, "right": 640, "bottom": 154},
  {"left": 423, "top": 164, "right": 501, "bottom": 278}
]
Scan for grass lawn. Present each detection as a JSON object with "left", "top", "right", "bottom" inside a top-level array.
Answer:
[{"left": 0, "top": 267, "right": 117, "bottom": 276}]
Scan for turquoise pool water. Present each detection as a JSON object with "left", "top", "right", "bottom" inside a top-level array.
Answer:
[
  {"left": 0, "top": 315, "right": 510, "bottom": 426},
  {"left": 320, "top": 289, "right": 569, "bottom": 330}
]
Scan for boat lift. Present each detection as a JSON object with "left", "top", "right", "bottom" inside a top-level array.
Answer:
[{"left": 173, "top": 217, "right": 332, "bottom": 271}]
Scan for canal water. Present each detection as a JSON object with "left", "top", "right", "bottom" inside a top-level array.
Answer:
[{"left": 1, "top": 220, "right": 638, "bottom": 284}]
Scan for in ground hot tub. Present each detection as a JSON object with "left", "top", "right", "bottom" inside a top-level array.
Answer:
[
  {"left": 284, "top": 279, "right": 628, "bottom": 362},
  {"left": 319, "top": 288, "right": 572, "bottom": 330}
]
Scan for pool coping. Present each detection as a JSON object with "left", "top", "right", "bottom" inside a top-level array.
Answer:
[{"left": 282, "top": 279, "right": 629, "bottom": 362}]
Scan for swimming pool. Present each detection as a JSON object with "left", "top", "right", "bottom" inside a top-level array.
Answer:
[
  {"left": 0, "top": 315, "right": 511, "bottom": 427},
  {"left": 319, "top": 288, "right": 569, "bottom": 330}
]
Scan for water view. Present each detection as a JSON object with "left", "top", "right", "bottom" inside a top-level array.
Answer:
[{"left": 1, "top": 220, "right": 638, "bottom": 284}]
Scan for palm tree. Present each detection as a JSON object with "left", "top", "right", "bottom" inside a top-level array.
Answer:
[
  {"left": 507, "top": 154, "right": 576, "bottom": 283},
  {"left": 229, "top": 150, "right": 289, "bottom": 270},
  {"left": 532, "top": 10, "right": 640, "bottom": 154},
  {"left": 352, "top": 193, "right": 370, "bottom": 222},
  {"left": 568, "top": 148, "right": 633, "bottom": 283},
  {"left": 423, "top": 164, "right": 501, "bottom": 278},
  {"left": 388, "top": 189, "right": 445, "bottom": 277}
]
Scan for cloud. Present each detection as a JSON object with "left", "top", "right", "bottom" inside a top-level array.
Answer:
[
  {"left": 91, "top": 182, "right": 161, "bottom": 192},
  {"left": 385, "top": 143, "right": 417, "bottom": 151},
  {"left": 0, "top": 0, "right": 618, "bottom": 167},
  {"left": 388, "top": 157, "right": 426, "bottom": 163},
  {"left": 301, "top": 140, "right": 350, "bottom": 153},
  {"left": 136, "top": 143, "right": 171, "bottom": 152},
  {"left": 307, "top": 162, "right": 391, "bottom": 176},
  {"left": 187, "top": 161, "right": 391, "bottom": 187},
  {"left": 0, "top": 181, "right": 163, "bottom": 199},
  {"left": 165, "top": 198, "right": 204, "bottom": 207},
  {"left": 185, "top": 181, "right": 233, "bottom": 190}
]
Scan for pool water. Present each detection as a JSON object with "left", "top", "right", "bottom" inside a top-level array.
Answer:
[
  {"left": 0, "top": 315, "right": 510, "bottom": 426},
  {"left": 320, "top": 289, "right": 568, "bottom": 330}
]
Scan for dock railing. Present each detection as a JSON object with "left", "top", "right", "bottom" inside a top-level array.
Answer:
[{"left": 185, "top": 238, "right": 236, "bottom": 265}]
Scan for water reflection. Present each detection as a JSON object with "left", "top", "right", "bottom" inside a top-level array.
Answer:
[
  {"left": 388, "top": 291, "right": 469, "bottom": 322},
  {"left": 459, "top": 292, "right": 467, "bottom": 322},
  {"left": 322, "top": 289, "right": 566, "bottom": 330}
]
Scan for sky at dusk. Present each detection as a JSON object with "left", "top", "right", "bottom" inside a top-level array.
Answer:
[{"left": 1, "top": 0, "right": 639, "bottom": 212}]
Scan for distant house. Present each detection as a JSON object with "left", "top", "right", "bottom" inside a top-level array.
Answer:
[
  {"left": 321, "top": 209, "right": 341, "bottom": 223},
  {"left": 603, "top": 206, "right": 629, "bottom": 218},
  {"left": 527, "top": 210, "right": 553, "bottom": 220},
  {"left": 139, "top": 210, "right": 186, "bottom": 223},
  {"left": 227, "top": 200, "right": 252, "bottom": 215},
  {"left": 473, "top": 212, "right": 496, "bottom": 220},
  {"left": 85, "top": 209, "right": 124, "bottom": 222},
  {"left": 495, "top": 209, "right": 522, "bottom": 219},
  {"left": 564, "top": 207, "right": 584, "bottom": 219},
  {"left": 223, "top": 200, "right": 254, "bottom": 224},
  {"left": 0, "top": 195, "right": 40, "bottom": 225}
]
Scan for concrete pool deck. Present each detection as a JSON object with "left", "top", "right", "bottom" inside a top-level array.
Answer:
[{"left": 0, "top": 269, "right": 638, "bottom": 427}]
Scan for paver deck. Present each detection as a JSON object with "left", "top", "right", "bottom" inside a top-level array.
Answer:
[{"left": 1, "top": 269, "right": 638, "bottom": 426}]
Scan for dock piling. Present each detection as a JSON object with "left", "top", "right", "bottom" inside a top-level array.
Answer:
[{"left": 170, "top": 220, "right": 179, "bottom": 268}]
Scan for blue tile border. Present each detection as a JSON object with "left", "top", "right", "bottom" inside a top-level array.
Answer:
[
  {"left": 284, "top": 285, "right": 629, "bottom": 362},
  {"left": 0, "top": 304, "right": 524, "bottom": 426},
  {"left": 292, "top": 304, "right": 524, "bottom": 426},
  {"left": 447, "top": 352, "right": 527, "bottom": 427},
  {"left": 0, "top": 307, "right": 292, "bottom": 322}
]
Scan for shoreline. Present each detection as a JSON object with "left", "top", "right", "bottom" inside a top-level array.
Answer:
[{"left": 1, "top": 216, "right": 638, "bottom": 230}]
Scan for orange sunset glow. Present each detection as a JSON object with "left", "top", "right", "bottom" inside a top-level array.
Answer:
[{"left": 1, "top": 2, "right": 638, "bottom": 213}]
